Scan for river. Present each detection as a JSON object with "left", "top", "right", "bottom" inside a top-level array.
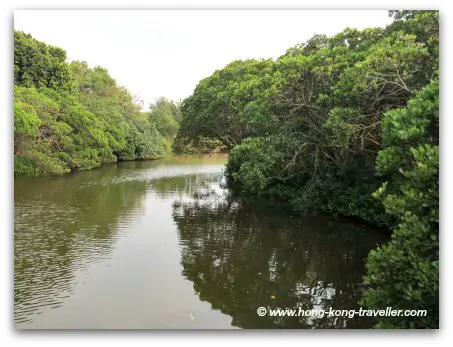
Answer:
[{"left": 14, "top": 154, "right": 388, "bottom": 329}]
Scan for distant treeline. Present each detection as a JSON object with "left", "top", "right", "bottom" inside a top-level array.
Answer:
[
  {"left": 174, "top": 10, "right": 439, "bottom": 328},
  {"left": 14, "top": 31, "right": 181, "bottom": 176}
]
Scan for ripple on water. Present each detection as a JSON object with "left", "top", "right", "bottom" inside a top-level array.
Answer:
[
  {"left": 15, "top": 157, "right": 386, "bottom": 329},
  {"left": 14, "top": 160, "right": 228, "bottom": 326},
  {"left": 14, "top": 200, "right": 140, "bottom": 324}
]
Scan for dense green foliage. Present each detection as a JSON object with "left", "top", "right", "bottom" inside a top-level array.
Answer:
[
  {"left": 175, "top": 11, "right": 439, "bottom": 328},
  {"left": 360, "top": 79, "right": 439, "bottom": 328},
  {"left": 14, "top": 10, "right": 439, "bottom": 328},
  {"left": 14, "top": 31, "right": 72, "bottom": 91},
  {"left": 14, "top": 31, "right": 167, "bottom": 176},
  {"left": 176, "top": 12, "right": 438, "bottom": 226},
  {"left": 172, "top": 59, "right": 282, "bottom": 154},
  {"left": 172, "top": 136, "right": 226, "bottom": 154},
  {"left": 146, "top": 96, "right": 182, "bottom": 154},
  {"left": 148, "top": 96, "right": 181, "bottom": 138}
]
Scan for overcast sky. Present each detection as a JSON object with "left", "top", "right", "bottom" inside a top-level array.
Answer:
[{"left": 14, "top": 10, "right": 393, "bottom": 109}]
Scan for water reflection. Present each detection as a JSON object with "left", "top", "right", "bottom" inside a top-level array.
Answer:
[
  {"left": 171, "top": 174, "right": 389, "bottom": 328},
  {"left": 14, "top": 166, "right": 151, "bottom": 324},
  {"left": 14, "top": 155, "right": 387, "bottom": 329},
  {"left": 14, "top": 156, "right": 230, "bottom": 328}
]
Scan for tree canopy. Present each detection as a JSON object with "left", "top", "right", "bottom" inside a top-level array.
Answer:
[
  {"left": 14, "top": 31, "right": 167, "bottom": 176},
  {"left": 174, "top": 10, "right": 439, "bottom": 328},
  {"left": 14, "top": 10, "right": 439, "bottom": 329},
  {"left": 148, "top": 96, "right": 181, "bottom": 138}
]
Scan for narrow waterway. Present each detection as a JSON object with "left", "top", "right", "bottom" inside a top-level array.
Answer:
[{"left": 14, "top": 155, "right": 388, "bottom": 329}]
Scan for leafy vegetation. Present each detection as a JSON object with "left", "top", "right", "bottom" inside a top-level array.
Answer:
[
  {"left": 148, "top": 96, "right": 181, "bottom": 138},
  {"left": 14, "top": 31, "right": 168, "bottom": 176},
  {"left": 360, "top": 79, "right": 439, "bottom": 328},
  {"left": 175, "top": 10, "right": 439, "bottom": 328},
  {"left": 14, "top": 10, "right": 439, "bottom": 329},
  {"left": 172, "top": 59, "right": 281, "bottom": 154},
  {"left": 147, "top": 96, "right": 182, "bottom": 154}
]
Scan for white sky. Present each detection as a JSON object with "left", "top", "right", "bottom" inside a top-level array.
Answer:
[{"left": 14, "top": 10, "right": 393, "bottom": 109}]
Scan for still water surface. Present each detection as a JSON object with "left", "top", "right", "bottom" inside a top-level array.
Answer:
[{"left": 14, "top": 155, "right": 388, "bottom": 329}]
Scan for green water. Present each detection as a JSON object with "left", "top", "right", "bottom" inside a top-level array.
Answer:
[{"left": 14, "top": 154, "right": 388, "bottom": 329}]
